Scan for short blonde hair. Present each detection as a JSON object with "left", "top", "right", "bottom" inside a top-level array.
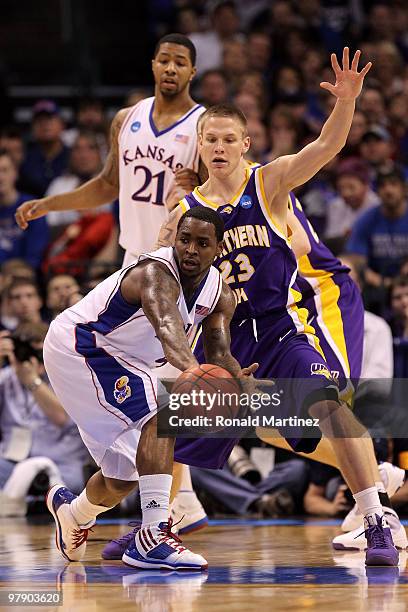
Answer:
[{"left": 198, "top": 104, "right": 247, "bottom": 136}]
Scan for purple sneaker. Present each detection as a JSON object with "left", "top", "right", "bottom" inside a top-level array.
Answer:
[
  {"left": 365, "top": 514, "right": 399, "bottom": 567},
  {"left": 101, "top": 521, "right": 141, "bottom": 560}
]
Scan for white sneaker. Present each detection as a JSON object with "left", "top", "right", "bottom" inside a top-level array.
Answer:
[
  {"left": 171, "top": 491, "right": 208, "bottom": 535},
  {"left": 341, "top": 463, "right": 406, "bottom": 532},
  {"left": 341, "top": 503, "right": 362, "bottom": 533},
  {"left": 122, "top": 520, "right": 208, "bottom": 570},
  {"left": 379, "top": 462, "right": 406, "bottom": 496},
  {"left": 46, "top": 485, "right": 94, "bottom": 562},
  {"left": 334, "top": 508, "right": 408, "bottom": 551}
]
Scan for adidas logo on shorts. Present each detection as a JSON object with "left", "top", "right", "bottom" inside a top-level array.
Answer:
[{"left": 146, "top": 500, "right": 161, "bottom": 509}]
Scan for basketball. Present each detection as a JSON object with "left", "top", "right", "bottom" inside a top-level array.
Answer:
[{"left": 171, "top": 363, "right": 242, "bottom": 432}]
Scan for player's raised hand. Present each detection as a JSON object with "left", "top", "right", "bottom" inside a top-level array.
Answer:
[
  {"left": 15, "top": 199, "right": 49, "bottom": 230},
  {"left": 320, "top": 48, "right": 372, "bottom": 101}
]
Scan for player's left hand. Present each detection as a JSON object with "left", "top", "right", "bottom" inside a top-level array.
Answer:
[
  {"left": 238, "top": 362, "right": 259, "bottom": 397},
  {"left": 239, "top": 363, "right": 259, "bottom": 378},
  {"left": 174, "top": 168, "right": 200, "bottom": 193},
  {"left": 14, "top": 357, "right": 41, "bottom": 387},
  {"left": 320, "top": 48, "right": 372, "bottom": 100}
]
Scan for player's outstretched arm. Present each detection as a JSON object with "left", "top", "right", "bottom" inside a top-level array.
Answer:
[
  {"left": 155, "top": 204, "right": 184, "bottom": 248},
  {"left": 202, "top": 282, "right": 257, "bottom": 378},
  {"left": 262, "top": 48, "right": 372, "bottom": 197},
  {"left": 15, "top": 108, "right": 129, "bottom": 230},
  {"left": 123, "top": 261, "right": 198, "bottom": 372}
]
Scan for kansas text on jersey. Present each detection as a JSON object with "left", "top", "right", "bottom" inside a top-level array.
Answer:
[{"left": 119, "top": 97, "right": 205, "bottom": 255}]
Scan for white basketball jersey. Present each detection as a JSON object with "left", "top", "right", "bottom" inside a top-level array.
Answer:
[
  {"left": 56, "top": 247, "right": 222, "bottom": 369},
  {"left": 118, "top": 97, "right": 205, "bottom": 256}
]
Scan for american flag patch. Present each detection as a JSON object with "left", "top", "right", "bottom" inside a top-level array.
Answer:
[
  {"left": 175, "top": 133, "right": 189, "bottom": 144},
  {"left": 195, "top": 304, "right": 210, "bottom": 316}
]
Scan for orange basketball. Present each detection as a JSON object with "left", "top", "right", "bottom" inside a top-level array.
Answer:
[{"left": 171, "top": 363, "right": 242, "bottom": 432}]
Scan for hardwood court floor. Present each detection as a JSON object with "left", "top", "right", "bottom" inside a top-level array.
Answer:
[{"left": 0, "top": 517, "right": 407, "bottom": 612}]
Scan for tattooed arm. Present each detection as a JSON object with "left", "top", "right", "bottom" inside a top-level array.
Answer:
[
  {"left": 121, "top": 260, "right": 198, "bottom": 372},
  {"left": 155, "top": 204, "right": 184, "bottom": 248},
  {"left": 15, "top": 108, "right": 128, "bottom": 229},
  {"left": 201, "top": 282, "right": 242, "bottom": 376}
]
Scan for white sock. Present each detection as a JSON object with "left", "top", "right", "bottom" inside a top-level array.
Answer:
[
  {"left": 179, "top": 464, "right": 194, "bottom": 493},
  {"left": 140, "top": 473, "right": 172, "bottom": 527},
  {"left": 353, "top": 486, "right": 384, "bottom": 520},
  {"left": 70, "top": 490, "right": 113, "bottom": 526}
]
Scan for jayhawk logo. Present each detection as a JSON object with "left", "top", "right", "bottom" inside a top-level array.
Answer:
[{"left": 114, "top": 375, "right": 131, "bottom": 404}]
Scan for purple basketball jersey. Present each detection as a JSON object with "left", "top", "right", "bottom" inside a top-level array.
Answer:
[
  {"left": 289, "top": 192, "right": 350, "bottom": 295},
  {"left": 181, "top": 168, "right": 298, "bottom": 320}
]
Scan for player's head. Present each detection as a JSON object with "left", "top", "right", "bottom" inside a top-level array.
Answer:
[
  {"left": 152, "top": 34, "right": 197, "bottom": 97},
  {"left": 198, "top": 104, "right": 250, "bottom": 177},
  {"left": 175, "top": 208, "right": 224, "bottom": 278}
]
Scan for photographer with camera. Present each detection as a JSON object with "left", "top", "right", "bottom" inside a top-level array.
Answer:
[{"left": 0, "top": 321, "right": 89, "bottom": 515}]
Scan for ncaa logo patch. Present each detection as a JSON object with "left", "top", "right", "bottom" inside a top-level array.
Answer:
[
  {"left": 113, "top": 375, "right": 132, "bottom": 404},
  {"left": 240, "top": 195, "right": 252, "bottom": 209},
  {"left": 131, "top": 121, "right": 141, "bottom": 133}
]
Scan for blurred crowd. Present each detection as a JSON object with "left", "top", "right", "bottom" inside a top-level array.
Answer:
[{"left": 1, "top": 0, "right": 408, "bottom": 518}]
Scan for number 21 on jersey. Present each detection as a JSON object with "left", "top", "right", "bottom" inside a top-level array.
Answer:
[{"left": 132, "top": 165, "right": 165, "bottom": 206}]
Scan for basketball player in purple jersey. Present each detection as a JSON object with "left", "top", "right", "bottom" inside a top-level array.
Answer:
[
  {"left": 153, "top": 48, "right": 399, "bottom": 566},
  {"left": 258, "top": 194, "right": 407, "bottom": 551}
]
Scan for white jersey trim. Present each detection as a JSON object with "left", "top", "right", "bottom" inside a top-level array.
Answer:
[{"left": 148, "top": 99, "right": 205, "bottom": 138}]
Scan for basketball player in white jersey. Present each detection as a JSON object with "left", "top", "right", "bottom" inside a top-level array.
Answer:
[
  {"left": 15, "top": 33, "right": 205, "bottom": 262},
  {"left": 44, "top": 207, "right": 253, "bottom": 570},
  {"left": 15, "top": 33, "right": 208, "bottom": 536}
]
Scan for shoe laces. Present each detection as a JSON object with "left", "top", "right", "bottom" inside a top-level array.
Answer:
[
  {"left": 158, "top": 517, "right": 186, "bottom": 554},
  {"left": 355, "top": 523, "right": 389, "bottom": 549},
  {"left": 72, "top": 526, "right": 93, "bottom": 549},
  {"left": 111, "top": 520, "right": 141, "bottom": 545}
]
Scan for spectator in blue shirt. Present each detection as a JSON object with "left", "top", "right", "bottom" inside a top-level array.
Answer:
[
  {"left": 0, "top": 149, "right": 48, "bottom": 270},
  {"left": 20, "top": 100, "right": 70, "bottom": 198},
  {"left": 346, "top": 165, "right": 408, "bottom": 312}
]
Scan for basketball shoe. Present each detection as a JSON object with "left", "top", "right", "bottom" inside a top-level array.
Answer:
[
  {"left": 102, "top": 521, "right": 141, "bottom": 560},
  {"left": 364, "top": 514, "right": 399, "bottom": 566},
  {"left": 171, "top": 490, "right": 208, "bottom": 535},
  {"left": 101, "top": 492, "right": 208, "bottom": 560},
  {"left": 46, "top": 485, "right": 94, "bottom": 562},
  {"left": 341, "top": 463, "right": 405, "bottom": 532},
  {"left": 333, "top": 507, "right": 407, "bottom": 552},
  {"left": 122, "top": 519, "right": 208, "bottom": 570}
]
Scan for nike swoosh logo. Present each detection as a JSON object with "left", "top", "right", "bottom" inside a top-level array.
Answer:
[{"left": 279, "top": 330, "right": 292, "bottom": 342}]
